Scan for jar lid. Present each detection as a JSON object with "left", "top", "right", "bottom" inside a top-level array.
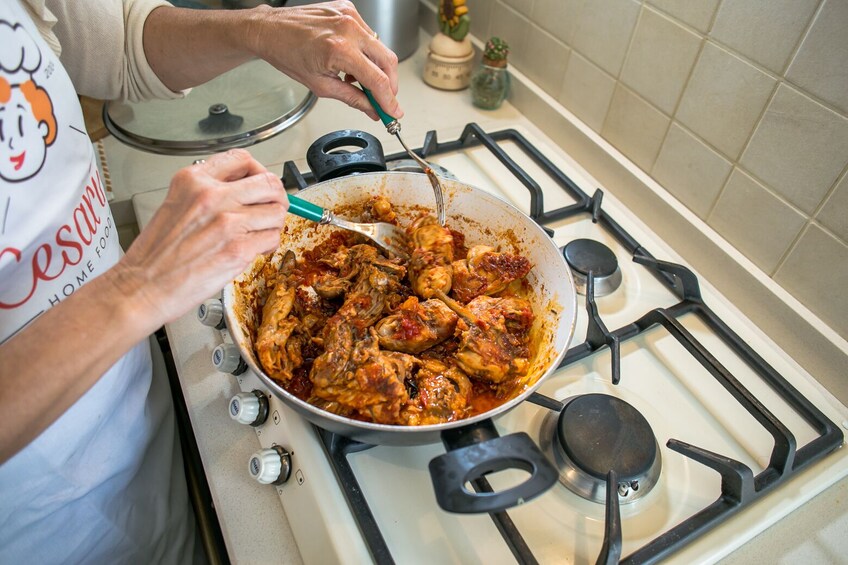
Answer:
[{"left": 103, "top": 59, "right": 316, "bottom": 155}]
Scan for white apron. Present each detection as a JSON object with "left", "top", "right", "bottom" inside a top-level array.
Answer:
[{"left": 0, "top": 3, "right": 197, "bottom": 562}]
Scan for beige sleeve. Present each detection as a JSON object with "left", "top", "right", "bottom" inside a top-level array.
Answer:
[{"left": 47, "top": 0, "right": 185, "bottom": 102}]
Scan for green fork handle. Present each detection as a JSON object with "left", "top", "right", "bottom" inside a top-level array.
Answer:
[
  {"left": 287, "top": 193, "right": 325, "bottom": 223},
  {"left": 360, "top": 86, "right": 397, "bottom": 128}
]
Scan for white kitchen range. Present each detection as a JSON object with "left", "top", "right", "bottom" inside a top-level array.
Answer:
[{"left": 123, "top": 35, "right": 848, "bottom": 565}]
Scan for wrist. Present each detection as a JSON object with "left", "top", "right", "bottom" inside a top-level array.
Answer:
[
  {"left": 100, "top": 261, "right": 164, "bottom": 337},
  {"left": 241, "top": 4, "right": 276, "bottom": 59}
]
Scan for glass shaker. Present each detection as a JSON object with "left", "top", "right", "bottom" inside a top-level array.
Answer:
[{"left": 471, "top": 37, "right": 510, "bottom": 110}]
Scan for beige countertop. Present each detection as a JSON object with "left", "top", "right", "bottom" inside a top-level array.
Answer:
[{"left": 125, "top": 30, "right": 848, "bottom": 565}]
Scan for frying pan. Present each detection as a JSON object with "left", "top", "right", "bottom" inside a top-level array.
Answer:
[{"left": 222, "top": 169, "right": 579, "bottom": 512}]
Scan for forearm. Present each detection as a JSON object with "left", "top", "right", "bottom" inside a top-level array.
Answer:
[
  {"left": 0, "top": 265, "right": 158, "bottom": 464},
  {"left": 143, "top": 5, "right": 264, "bottom": 91}
]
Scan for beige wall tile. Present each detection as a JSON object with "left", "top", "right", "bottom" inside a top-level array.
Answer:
[
  {"left": 501, "top": 0, "right": 535, "bottom": 16},
  {"left": 620, "top": 7, "right": 702, "bottom": 114},
  {"left": 817, "top": 172, "right": 848, "bottom": 244},
  {"left": 676, "top": 42, "right": 776, "bottom": 159},
  {"left": 741, "top": 84, "right": 848, "bottom": 215},
  {"left": 490, "top": 2, "right": 531, "bottom": 71},
  {"left": 601, "top": 85, "right": 670, "bottom": 171},
  {"left": 711, "top": 0, "right": 818, "bottom": 74},
  {"left": 652, "top": 123, "right": 733, "bottom": 219},
  {"left": 521, "top": 29, "right": 571, "bottom": 98},
  {"left": 571, "top": 0, "right": 641, "bottom": 76},
  {"left": 646, "top": 0, "right": 720, "bottom": 33},
  {"left": 708, "top": 169, "right": 806, "bottom": 273},
  {"left": 775, "top": 225, "right": 848, "bottom": 339},
  {"left": 558, "top": 51, "right": 616, "bottom": 132},
  {"left": 467, "top": 0, "right": 494, "bottom": 40},
  {"left": 530, "top": 0, "right": 586, "bottom": 45},
  {"left": 786, "top": 0, "right": 848, "bottom": 115}
]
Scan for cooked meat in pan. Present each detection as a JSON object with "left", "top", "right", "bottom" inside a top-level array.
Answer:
[{"left": 253, "top": 201, "right": 536, "bottom": 426}]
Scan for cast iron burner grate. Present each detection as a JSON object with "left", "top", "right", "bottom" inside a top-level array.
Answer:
[{"left": 282, "top": 123, "right": 844, "bottom": 565}]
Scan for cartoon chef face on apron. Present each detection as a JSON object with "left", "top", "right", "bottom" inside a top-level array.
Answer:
[{"left": 0, "top": 21, "right": 57, "bottom": 183}]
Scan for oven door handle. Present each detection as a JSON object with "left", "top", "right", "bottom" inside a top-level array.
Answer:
[{"left": 429, "top": 420, "right": 558, "bottom": 514}]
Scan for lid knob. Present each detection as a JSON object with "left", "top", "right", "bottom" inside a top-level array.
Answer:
[
  {"left": 197, "top": 299, "right": 225, "bottom": 329},
  {"left": 249, "top": 445, "right": 292, "bottom": 485},
  {"left": 229, "top": 390, "right": 269, "bottom": 426},
  {"left": 212, "top": 343, "right": 247, "bottom": 375}
]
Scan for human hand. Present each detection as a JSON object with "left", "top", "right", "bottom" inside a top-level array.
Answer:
[
  {"left": 115, "top": 150, "right": 287, "bottom": 326},
  {"left": 246, "top": 1, "right": 403, "bottom": 121}
]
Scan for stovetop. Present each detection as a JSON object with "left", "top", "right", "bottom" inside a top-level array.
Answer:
[{"left": 190, "top": 123, "right": 848, "bottom": 564}]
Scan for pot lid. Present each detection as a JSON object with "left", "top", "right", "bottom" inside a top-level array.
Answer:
[{"left": 103, "top": 59, "right": 316, "bottom": 155}]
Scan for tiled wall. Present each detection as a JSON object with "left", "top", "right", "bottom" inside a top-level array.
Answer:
[{"left": 465, "top": 0, "right": 848, "bottom": 341}]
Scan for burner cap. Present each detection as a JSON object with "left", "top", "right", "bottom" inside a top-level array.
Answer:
[
  {"left": 562, "top": 239, "right": 622, "bottom": 297},
  {"left": 541, "top": 394, "right": 661, "bottom": 504},
  {"left": 558, "top": 394, "right": 656, "bottom": 479}
]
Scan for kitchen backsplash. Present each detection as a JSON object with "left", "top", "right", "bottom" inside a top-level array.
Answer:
[{"left": 423, "top": 0, "right": 848, "bottom": 342}]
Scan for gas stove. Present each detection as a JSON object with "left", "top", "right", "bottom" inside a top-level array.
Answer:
[{"left": 195, "top": 123, "right": 848, "bottom": 564}]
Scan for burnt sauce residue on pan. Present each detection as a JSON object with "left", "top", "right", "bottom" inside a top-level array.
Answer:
[{"left": 233, "top": 195, "right": 563, "bottom": 426}]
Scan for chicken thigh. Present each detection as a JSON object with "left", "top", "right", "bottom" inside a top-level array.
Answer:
[
  {"left": 408, "top": 215, "right": 454, "bottom": 298},
  {"left": 375, "top": 297, "right": 458, "bottom": 354},
  {"left": 401, "top": 359, "right": 472, "bottom": 425},
  {"left": 439, "top": 294, "right": 535, "bottom": 384},
  {"left": 451, "top": 245, "right": 532, "bottom": 303}
]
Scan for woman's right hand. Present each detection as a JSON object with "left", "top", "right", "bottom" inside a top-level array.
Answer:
[{"left": 115, "top": 149, "right": 287, "bottom": 329}]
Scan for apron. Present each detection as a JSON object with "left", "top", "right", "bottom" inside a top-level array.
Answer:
[{"left": 0, "top": 3, "right": 197, "bottom": 562}]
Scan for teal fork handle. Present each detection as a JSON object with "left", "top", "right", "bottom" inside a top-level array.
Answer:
[
  {"left": 360, "top": 86, "right": 397, "bottom": 128},
  {"left": 287, "top": 193, "right": 325, "bottom": 223}
]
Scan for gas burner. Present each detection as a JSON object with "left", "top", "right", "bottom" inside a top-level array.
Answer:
[
  {"left": 540, "top": 394, "right": 661, "bottom": 504},
  {"left": 563, "top": 239, "right": 622, "bottom": 296}
]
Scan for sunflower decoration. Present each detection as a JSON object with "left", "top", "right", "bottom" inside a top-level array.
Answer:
[{"left": 439, "top": 0, "right": 470, "bottom": 41}]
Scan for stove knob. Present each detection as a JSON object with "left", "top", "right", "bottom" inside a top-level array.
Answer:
[
  {"left": 197, "top": 299, "right": 225, "bottom": 329},
  {"left": 229, "top": 390, "right": 269, "bottom": 426},
  {"left": 249, "top": 445, "right": 292, "bottom": 485},
  {"left": 212, "top": 343, "right": 247, "bottom": 375}
]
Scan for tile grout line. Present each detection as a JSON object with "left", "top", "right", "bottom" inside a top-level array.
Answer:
[
  {"left": 598, "top": 0, "right": 644, "bottom": 136},
  {"left": 771, "top": 222, "right": 811, "bottom": 278},
  {"left": 648, "top": 18, "right": 710, "bottom": 177}
]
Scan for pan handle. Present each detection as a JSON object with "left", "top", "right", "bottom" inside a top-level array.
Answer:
[
  {"left": 306, "top": 129, "right": 386, "bottom": 182},
  {"left": 429, "top": 419, "right": 558, "bottom": 514}
]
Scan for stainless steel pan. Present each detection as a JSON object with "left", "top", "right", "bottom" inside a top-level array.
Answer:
[{"left": 222, "top": 171, "right": 578, "bottom": 512}]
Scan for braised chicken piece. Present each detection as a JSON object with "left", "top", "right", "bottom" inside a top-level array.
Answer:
[
  {"left": 311, "top": 325, "right": 413, "bottom": 423},
  {"left": 308, "top": 242, "right": 412, "bottom": 421},
  {"left": 256, "top": 280, "right": 304, "bottom": 383},
  {"left": 375, "top": 297, "right": 458, "bottom": 354},
  {"left": 370, "top": 195, "right": 397, "bottom": 224},
  {"left": 436, "top": 293, "right": 534, "bottom": 384},
  {"left": 314, "top": 244, "right": 407, "bottom": 303},
  {"left": 408, "top": 215, "right": 454, "bottom": 298},
  {"left": 451, "top": 245, "right": 532, "bottom": 303},
  {"left": 293, "top": 284, "right": 334, "bottom": 338},
  {"left": 401, "top": 359, "right": 472, "bottom": 425}
]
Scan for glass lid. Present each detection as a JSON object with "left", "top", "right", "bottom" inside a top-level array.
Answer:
[{"left": 104, "top": 59, "right": 316, "bottom": 155}]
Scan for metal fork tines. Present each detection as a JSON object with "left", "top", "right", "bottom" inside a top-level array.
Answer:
[
  {"left": 320, "top": 211, "right": 410, "bottom": 260},
  {"left": 388, "top": 123, "right": 447, "bottom": 227}
]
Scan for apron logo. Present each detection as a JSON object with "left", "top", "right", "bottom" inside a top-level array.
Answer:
[{"left": 0, "top": 20, "right": 57, "bottom": 183}]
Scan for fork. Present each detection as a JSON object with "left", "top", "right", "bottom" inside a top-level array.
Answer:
[
  {"left": 360, "top": 87, "right": 447, "bottom": 227},
  {"left": 287, "top": 193, "right": 410, "bottom": 260}
]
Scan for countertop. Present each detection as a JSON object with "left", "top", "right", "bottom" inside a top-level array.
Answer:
[{"left": 124, "top": 30, "right": 848, "bottom": 565}]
